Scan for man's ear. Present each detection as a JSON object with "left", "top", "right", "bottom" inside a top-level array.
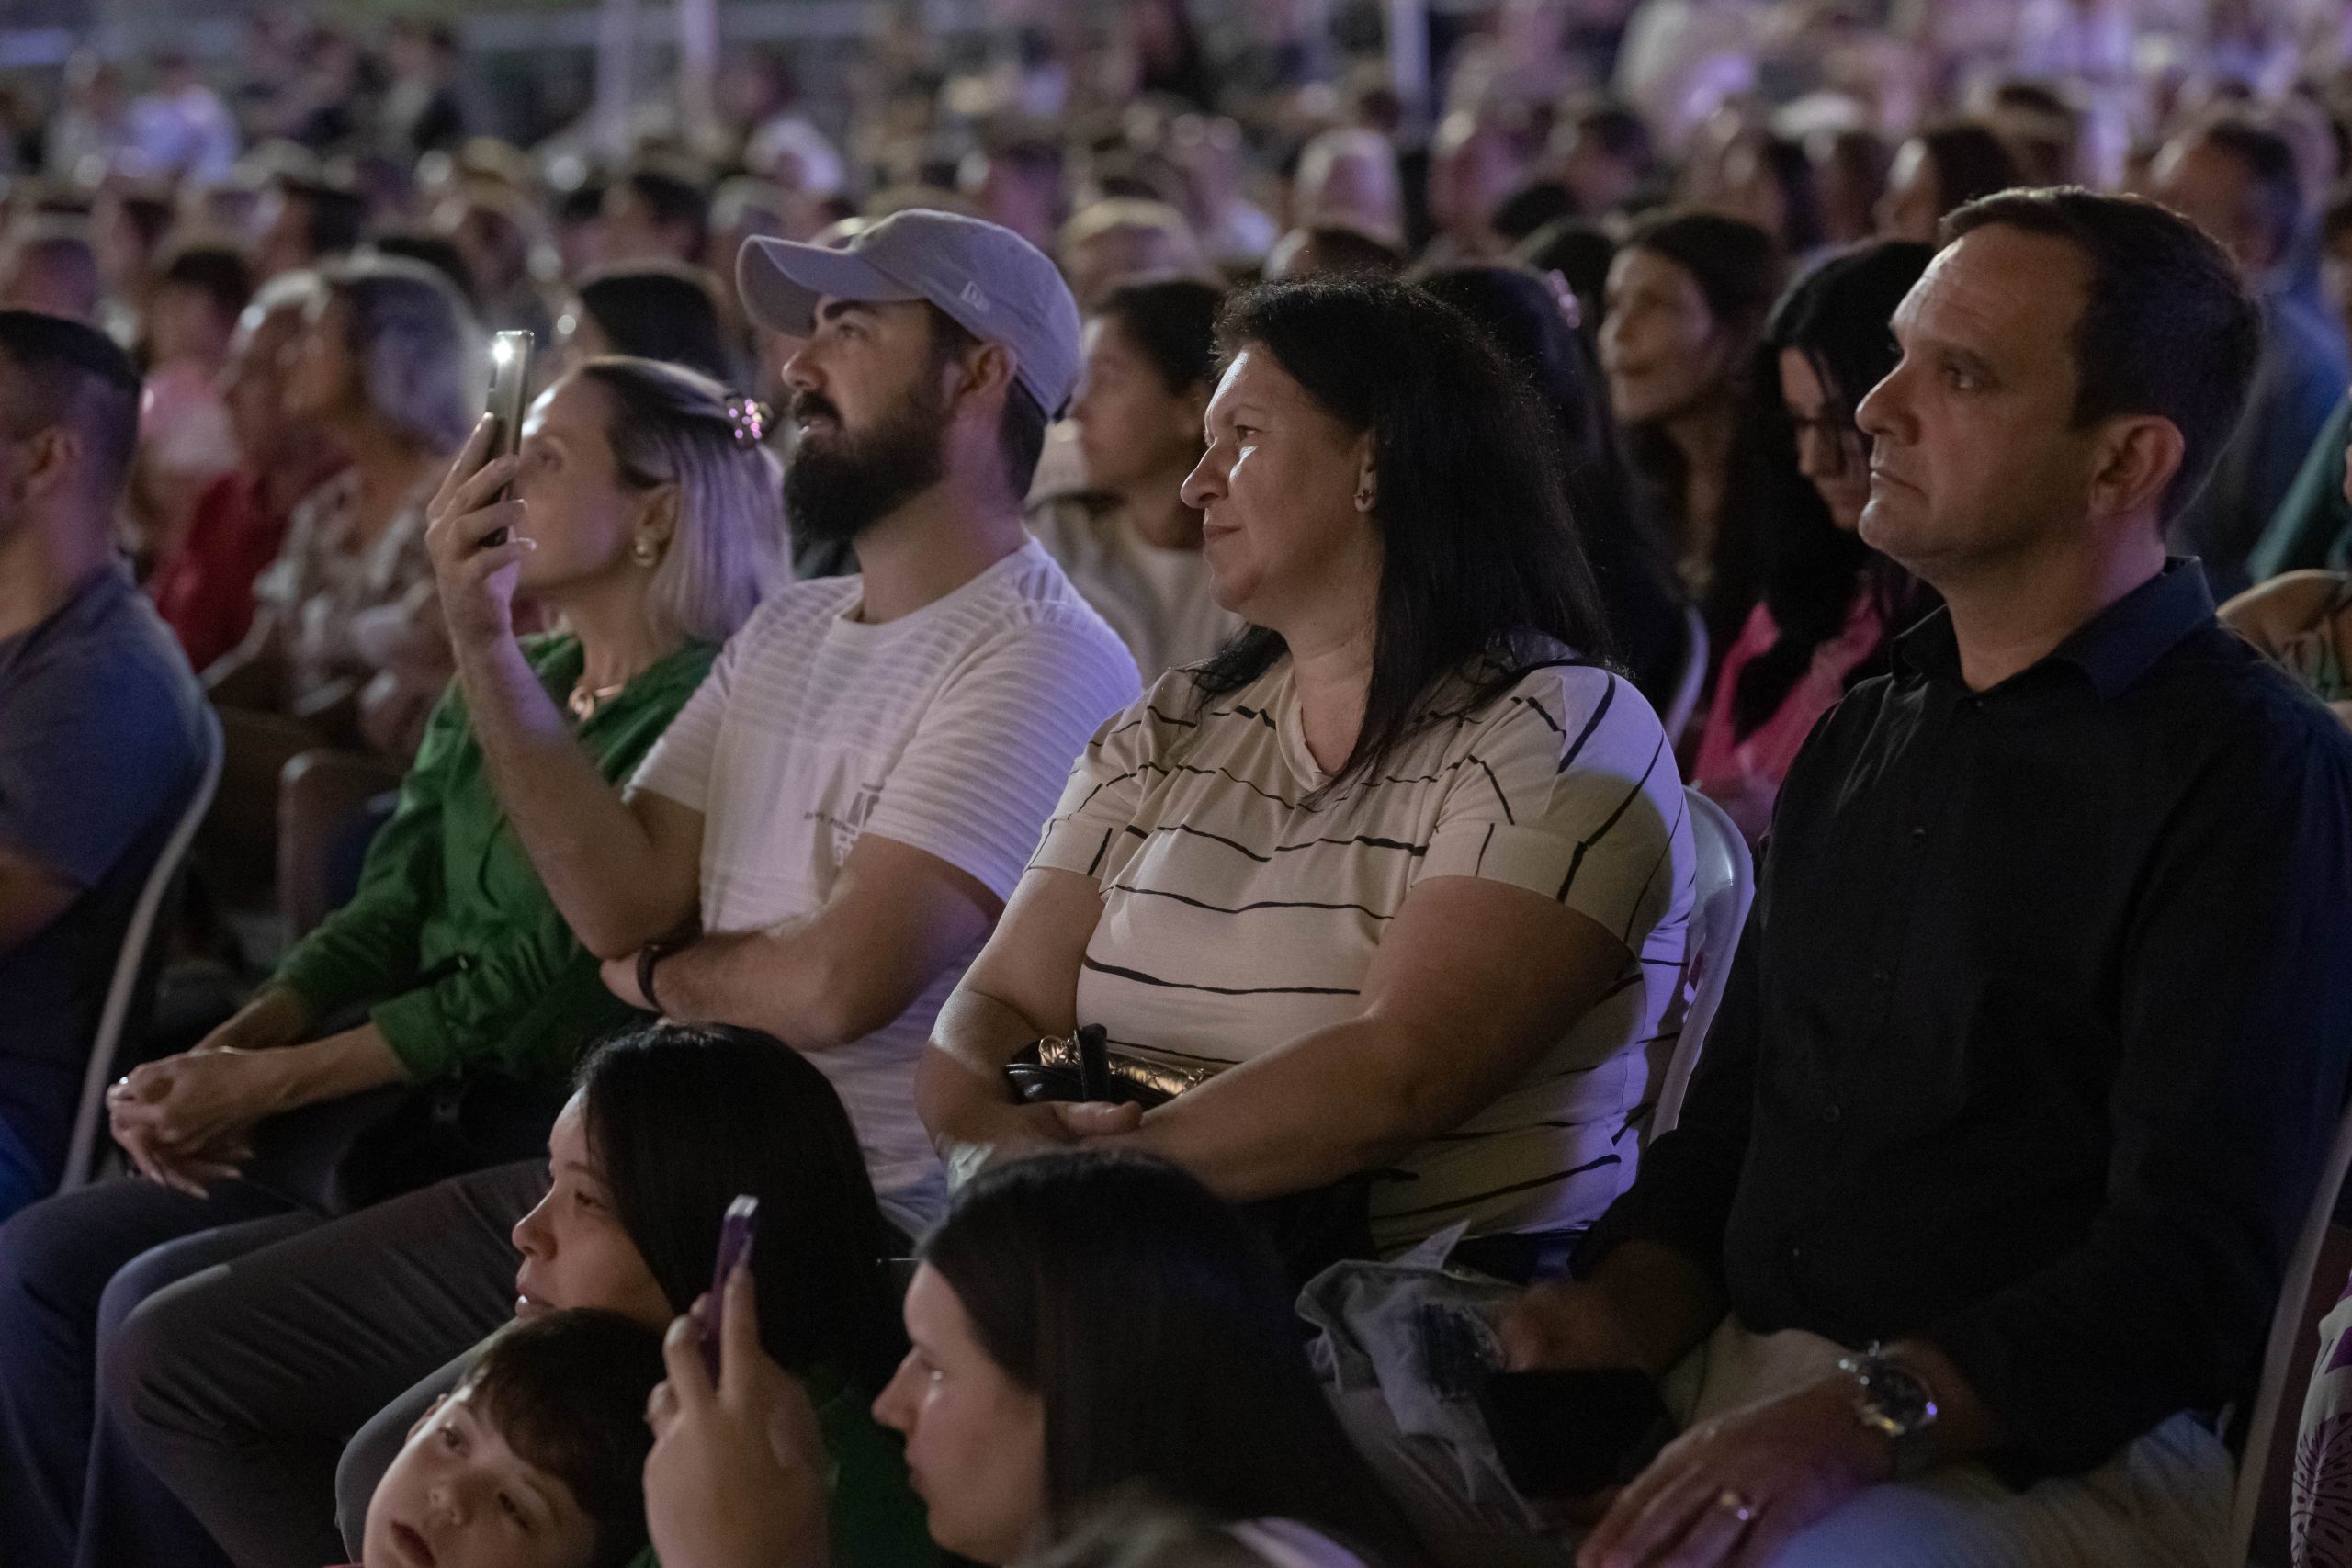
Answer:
[
  {"left": 13, "top": 425, "right": 79, "bottom": 507},
  {"left": 945, "top": 339, "right": 1018, "bottom": 417},
  {"left": 2086, "top": 414, "right": 2186, "bottom": 527}
]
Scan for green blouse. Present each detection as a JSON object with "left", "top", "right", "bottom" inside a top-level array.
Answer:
[
  {"left": 627, "top": 1368, "right": 938, "bottom": 1568},
  {"left": 273, "top": 635, "right": 715, "bottom": 1084}
]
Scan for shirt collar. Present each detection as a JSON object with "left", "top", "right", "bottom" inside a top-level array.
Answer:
[{"left": 1893, "top": 557, "right": 2216, "bottom": 702}]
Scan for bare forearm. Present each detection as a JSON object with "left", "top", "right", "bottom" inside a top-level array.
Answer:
[
  {"left": 1109, "top": 1016, "right": 1479, "bottom": 1202},
  {"left": 652, "top": 926, "right": 914, "bottom": 1054},
  {"left": 212, "top": 986, "right": 314, "bottom": 1050},
  {"left": 918, "top": 987, "right": 1048, "bottom": 1152},
  {"left": 258, "top": 1024, "right": 410, "bottom": 1115},
  {"left": 452, "top": 634, "right": 686, "bottom": 957}
]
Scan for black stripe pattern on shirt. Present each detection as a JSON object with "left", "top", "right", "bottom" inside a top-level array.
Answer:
[{"left": 1081, "top": 956, "right": 1361, "bottom": 996}]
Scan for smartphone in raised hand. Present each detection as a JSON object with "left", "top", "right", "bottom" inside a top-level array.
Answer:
[
  {"left": 701, "top": 1195, "right": 760, "bottom": 1380},
  {"left": 480, "top": 330, "right": 534, "bottom": 547}
]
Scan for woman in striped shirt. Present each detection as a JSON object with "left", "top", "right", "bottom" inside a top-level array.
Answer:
[{"left": 920, "top": 276, "right": 1696, "bottom": 1274}]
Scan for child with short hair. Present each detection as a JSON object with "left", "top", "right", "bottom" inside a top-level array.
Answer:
[{"left": 351, "top": 1310, "right": 666, "bottom": 1568}]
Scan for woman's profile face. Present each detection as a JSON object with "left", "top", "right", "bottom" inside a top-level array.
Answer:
[
  {"left": 509, "top": 1093, "right": 673, "bottom": 1327},
  {"left": 1780, "top": 347, "right": 1871, "bottom": 531},
  {"left": 1600, "top": 247, "right": 1736, "bottom": 428},
  {"left": 871, "top": 1264, "right": 1047, "bottom": 1565},
  {"left": 280, "top": 295, "right": 356, "bottom": 423},
  {"left": 506, "top": 373, "right": 656, "bottom": 597},
  {"left": 1179, "top": 344, "right": 1380, "bottom": 634},
  {"left": 1069, "top": 316, "right": 1204, "bottom": 498}
]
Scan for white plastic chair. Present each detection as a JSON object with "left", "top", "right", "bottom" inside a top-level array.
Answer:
[
  {"left": 1651, "top": 787, "right": 1754, "bottom": 1140},
  {"left": 1661, "top": 605, "right": 1711, "bottom": 744},
  {"left": 2233, "top": 1093, "right": 2352, "bottom": 1564},
  {"left": 60, "top": 704, "right": 224, "bottom": 1192}
]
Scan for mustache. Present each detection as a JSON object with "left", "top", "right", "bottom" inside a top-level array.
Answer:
[{"left": 790, "top": 391, "right": 842, "bottom": 426}]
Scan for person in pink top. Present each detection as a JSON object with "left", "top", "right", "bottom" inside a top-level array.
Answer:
[{"left": 1693, "top": 242, "right": 1936, "bottom": 840}]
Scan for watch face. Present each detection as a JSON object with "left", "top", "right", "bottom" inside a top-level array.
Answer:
[{"left": 1858, "top": 1359, "right": 1937, "bottom": 1434}]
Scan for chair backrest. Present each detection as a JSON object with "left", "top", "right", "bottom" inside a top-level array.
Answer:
[
  {"left": 1652, "top": 787, "right": 1754, "bottom": 1141},
  {"left": 60, "top": 703, "right": 225, "bottom": 1192},
  {"left": 2234, "top": 1091, "right": 2352, "bottom": 1562},
  {"left": 1660, "top": 605, "right": 1711, "bottom": 744}
]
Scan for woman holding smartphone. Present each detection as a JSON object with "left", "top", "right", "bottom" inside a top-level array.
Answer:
[
  {"left": 640, "top": 1151, "right": 1429, "bottom": 1568},
  {"left": 0, "top": 357, "right": 784, "bottom": 1568},
  {"left": 334, "top": 1024, "right": 935, "bottom": 1568}
]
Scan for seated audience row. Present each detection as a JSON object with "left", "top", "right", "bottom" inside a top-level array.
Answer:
[{"left": 4, "top": 184, "right": 2352, "bottom": 1568}]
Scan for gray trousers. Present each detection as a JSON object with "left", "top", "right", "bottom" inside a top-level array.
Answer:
[{"left": 111, "top": 1160, "right": 544, "bottom": 1568}]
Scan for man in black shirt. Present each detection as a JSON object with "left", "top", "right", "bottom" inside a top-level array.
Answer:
[{"left": 1504, "top": 191, "right": 2352, "bottom": 1566}]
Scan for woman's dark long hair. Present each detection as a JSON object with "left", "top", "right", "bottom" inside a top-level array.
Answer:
[
  {"left": 1729, "top": 241, "right": 1934, "bottom": 739},
  {"left": 922, "top": 1151, "right": 1432, "bottom": 1566},
  {"left": 1745, "top": 133, "right": 1826, "bottom": 256},
  {"left": 1416, "top": 265, "right": 1690, "bottom": 711},
  {"left": 578, "top": 1024, "right": 901, "bottom": 1394},
  {"left": 1192, "top": 276, "right": 1614, "bottom": 787},
  {"left": 1611, "top": 212, "right": 1783, "bottom": 647}
]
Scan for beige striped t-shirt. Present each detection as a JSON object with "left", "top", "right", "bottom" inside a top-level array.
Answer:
[{"left": 1031, "top": 647, "right": 1695, "bottom": 1251}]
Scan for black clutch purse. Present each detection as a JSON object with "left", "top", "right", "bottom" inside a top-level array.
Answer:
[{"left": 1004, "top": 1026, "right": 1374, "bottom": 1288}]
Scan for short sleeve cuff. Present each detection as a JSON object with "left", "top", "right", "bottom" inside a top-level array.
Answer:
[
  {"left": 1029, "top": 816, "right": 1124, "bottom": 882},
  {"left": 1421, "top": 819, "right": 1664, "bottom": 944}
]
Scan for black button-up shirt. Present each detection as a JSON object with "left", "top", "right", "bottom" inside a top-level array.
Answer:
[{"left": 1581, "top": 560, "right": 2352, "bottom": 1477}]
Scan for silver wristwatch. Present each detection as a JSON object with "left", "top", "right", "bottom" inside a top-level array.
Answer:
[{"left": 1837, "top": 1347, "right": 1940, "bottom": 1478}]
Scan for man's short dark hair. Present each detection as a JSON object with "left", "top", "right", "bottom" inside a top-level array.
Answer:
[
  {"left": 620, "top": 164, "right": 713, "bottom": 261},
  {"left": 1571, "top": 104, "right": 1655, "bottom": 172},
  {"left": 928, "top": 306, "right": 1048, "bottom": 502},
  {"left": 0, "top": 309, "right": 141, "bottom": 505},
  {"left": 455, "top": 1312, "right": 666, "bottom": 1568},
  {"left": 281, "top": 175, "right": 368, "bottom": 260},
  {"left": 1942, "top": 188, "right": 2261, "bottom": 524},
  {"left": 2194, "top": 116, "right": 2306, "bottom": 267},
  {"left": 158, "top": 244, "right": 255, "bottom": 323},
  {"left": 1294, "top": 225, "right": 1406, "bottom": 277}
]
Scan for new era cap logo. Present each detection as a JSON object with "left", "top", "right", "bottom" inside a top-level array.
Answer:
[{"left": 960, "top": 280, "right": 991, "bottom": 313}]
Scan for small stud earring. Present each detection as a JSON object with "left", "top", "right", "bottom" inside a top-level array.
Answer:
[
  {"left": 1354, "top": 489, "right": 1375, "bottom": 513},
  {"left": 631, "top": 536, "right": 661, "bottom": 566}
]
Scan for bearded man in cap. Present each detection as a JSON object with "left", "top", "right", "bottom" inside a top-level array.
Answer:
[
  {"left": 23, "top": 213, "right": 1136, "bottom": 1568},
  {"left": 423, "top": 208, "right": 1143, "bottom": 1235}
]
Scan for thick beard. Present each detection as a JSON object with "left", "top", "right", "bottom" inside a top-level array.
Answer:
[{"left": 783, "top": 388, "right": 950, "bottom": 546}]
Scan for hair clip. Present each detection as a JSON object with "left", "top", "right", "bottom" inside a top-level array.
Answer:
[{"left": 724, "top": 396, "right": 771, "bottom": 447}]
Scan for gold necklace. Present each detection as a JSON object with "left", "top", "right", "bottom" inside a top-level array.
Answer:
[{"left": 568, "top": 681, "right": 627, "bottom": 721}]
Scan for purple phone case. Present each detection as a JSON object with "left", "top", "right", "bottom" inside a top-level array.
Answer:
[{"left": 702, "top": 1195, "right": 759, "bottom": 1378}]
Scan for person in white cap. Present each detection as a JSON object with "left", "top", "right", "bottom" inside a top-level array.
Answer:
[
  {"left": 0, "top": 214, "right": 1137, "bottom": 1568},
  {"left": 421, "top": 209, "right": 1142, "bottom": 1237}
]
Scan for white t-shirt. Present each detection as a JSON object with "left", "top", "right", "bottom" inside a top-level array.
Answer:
[
  {"left": 1032, "top": 650, "right": 1692, "bottom": 1251},
  {"left": 633, "top": 541, "right": 1140, "bottom": 1232},
  {"left": 1029, "top": 496, "right": 1239, "bottom": 682}
]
